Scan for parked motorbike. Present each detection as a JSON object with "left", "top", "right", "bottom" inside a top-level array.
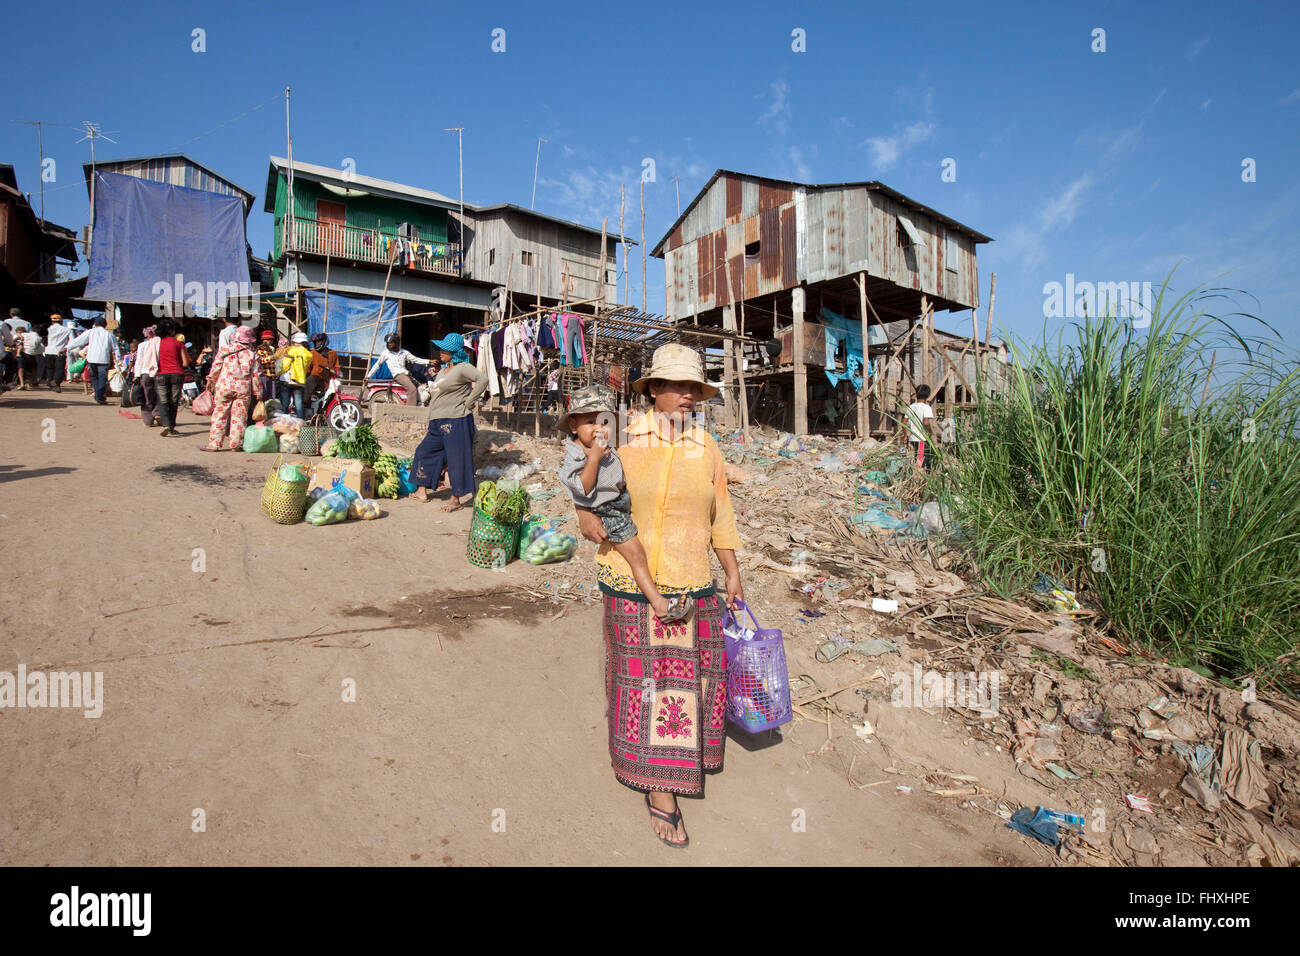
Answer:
[{"left": 305, "top": 377, "right": 363, "bottom": 431}]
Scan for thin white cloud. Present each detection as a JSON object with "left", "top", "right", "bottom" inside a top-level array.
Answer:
[
  {"left": 1102, "top": 87, "right": 1166, "bottom": 161},
  {"left": 1000, "top": 173, "right": 1094, "bottom": 270},
  {"left": 1200, "top": 98, "right": 1212, "bottom": 112},
  {"left": 758, "top": 79, "right": 792, "bottom": 134},
  {"left": 786, "top": 146, "right": 812, "bottom": 182},
  {"left": 865, "top": 121, "right": 936, "bottom": 171},
  {"left": 1277, "top": 89, "right": 1300, "bottom": 106},
  {"left": 1187, "top": 35, "right": 1210, "bottom": 59}
]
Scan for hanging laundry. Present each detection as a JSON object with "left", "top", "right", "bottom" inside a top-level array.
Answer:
[
  {"left": 557, "top": 312, "right": 587, "bottom": 367},
  {"left": 821, "top": 308, "right": 866, "bottom": 391}
]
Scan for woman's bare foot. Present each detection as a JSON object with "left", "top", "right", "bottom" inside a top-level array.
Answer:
[
  {"left": 438, "top": 494, "right": 469, "bottom": 513},
  {"left": 646, "top": 792, "right": 688, "bottom": 847},
  {"left": 410, "top": 488, "right": 431, "bottom": 502}
]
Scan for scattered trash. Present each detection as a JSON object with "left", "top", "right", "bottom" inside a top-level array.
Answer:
[
  {"left": 860, "top": 470, "right": 889, "bottom": 485},
  {"left": 1042, "top": 809, "right": 1086, "bottom": 830},
  {"left": 1068, "top": 707, "right": 1106, "bottom": 735},
  {"left": 855, "top": 719, "right": 875, "bottom": 739},
  {"left": 1045, "top": 762, "right": 1080, "bottom": 780},
  {"left": 797, "top": 608, "right": 826, "bottom": 620},
  {"left": 1006, "top": 806, "right": 1062, "bottom": 847},
  {"left": 849, "top": 508, "right": 909, "bottom": 530},
  {"left": 896, "top": 785, "right": 913, "bottom": 795},
  {"left": 1219, "top": 727, "right": 1269, "bottom": 810},
  {"left": 1125, "top": 794, "right": 1155, "bottom": 813},
  {"left": 1145, "top": 696, "right": 1178, "bottom": 720},
  {"left": 871, "top": 598, "right": 898, "bottom": 613},
  {"left": 1033, "top": 573, "right": 1079, "bottom": 611},
  {"left": 815, "top": 638, "right": 900, "bottom": 663}
]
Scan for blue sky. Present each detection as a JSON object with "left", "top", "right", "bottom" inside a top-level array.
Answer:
[{"left": 5, "top": 0, "right": 1298, "bottom": 351}]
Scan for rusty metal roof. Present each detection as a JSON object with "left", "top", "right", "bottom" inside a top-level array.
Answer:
[{"left": 651, "top": 168, "right": 994, "bottom": 257}]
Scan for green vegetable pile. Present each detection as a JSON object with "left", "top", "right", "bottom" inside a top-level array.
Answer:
[
  {"left": 474, "top": 479, "right": 530, "bottom": 525},
  {"left": 331, "top": 425, "right": 381, "bottom": 465},
  {"left": 374, "top": 453, "right": 400, "bottom": 498}
]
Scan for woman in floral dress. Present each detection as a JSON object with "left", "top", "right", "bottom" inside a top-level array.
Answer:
[
  {"left": 201, "top": 326, "right": 263, "bottom": 451},
  {"left": 576, "top": 344, "right": 744, "bottom": 849}
]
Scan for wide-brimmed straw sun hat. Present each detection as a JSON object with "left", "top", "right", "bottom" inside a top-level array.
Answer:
[{"left": 631, "top": 343, "right": 719, "bottom": 399}]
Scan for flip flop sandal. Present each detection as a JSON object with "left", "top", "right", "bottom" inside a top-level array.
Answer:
[
  {"left": 645, "top": 793, "right": 689, "bottom": 849},
  {"left": 659, "top": 595, "right": 694, "bottom": 623},
  {"left": 197, "top": 446, "right": 228, "bottom": 452}
]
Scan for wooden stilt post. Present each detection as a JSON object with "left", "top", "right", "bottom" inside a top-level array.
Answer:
[
  {"left": 857, "top": 272, "right": 869, "bottom": 439},
  {"left": 792, "top": 285, "right": 807, "bottom": 435}
]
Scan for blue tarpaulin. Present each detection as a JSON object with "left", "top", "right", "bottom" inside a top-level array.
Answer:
[
  {"left": 304, "top": 289, "right": 398, "bottom": 360},
  {"left": 85, "top": 171, "right": 249, "bottom": 309}
]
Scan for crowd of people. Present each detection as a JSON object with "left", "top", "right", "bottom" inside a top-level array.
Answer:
[{"left": 1, "top": 307, "right": 344, "bottom": 447}]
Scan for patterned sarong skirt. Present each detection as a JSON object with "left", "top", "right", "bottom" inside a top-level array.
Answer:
[{"left": 603, "top": 591, "right": 728, "bottom": 795}]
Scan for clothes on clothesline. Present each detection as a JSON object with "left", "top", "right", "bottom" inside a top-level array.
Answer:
[
  {"left": 557, "top": 312, "right": 587, "bottom": 367},
  {"left": 821, "top": 307, "right": 867, "bottom": 391}
]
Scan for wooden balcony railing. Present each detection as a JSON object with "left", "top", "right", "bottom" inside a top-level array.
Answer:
[{"left": 281, "top": 216, "right": 461, "bottom": 276}]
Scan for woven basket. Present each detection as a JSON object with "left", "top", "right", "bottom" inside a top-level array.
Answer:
[
  {"left": 260, "top": 455, "right": 310, "bottom": 525},
  {"left": 297, "top": 423, "right": 328, "bottom": 456},
  {"left": 467, "top": 506, "right": 520, "bottom": 568}
]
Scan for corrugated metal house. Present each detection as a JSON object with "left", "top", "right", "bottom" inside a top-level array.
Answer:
[
  {"left": 463, "top": 204, "right": 620, "bottom": 306},
  {"left": 652, "top": 169, "right": 996, "bottom": 436}
]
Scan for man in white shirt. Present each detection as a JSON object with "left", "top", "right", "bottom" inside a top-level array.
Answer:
[
  {"left": 218, "top": 315, "right": 239, "bottom": 351},
  {"left": 134, "top": 328, "right": 162, "bottom": 426},
  {"left": 19, "top": 326, "right": 44, "bottom": 390},
  {"left": 904, "top": 384, "right": 935, "bottom": 470},
  {"left": 66, "top": 316, "right": 122, "bottom": 405},
  {"left": 5, "top": 308, "right": 32, "bottom": 333},
  {"left": 43, "top": 314, "right": 73, "bottom": 392}
]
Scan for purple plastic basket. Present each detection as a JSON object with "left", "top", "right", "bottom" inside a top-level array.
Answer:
[{"left": 723, "top": 600, "right": 793, "bottom": 733}]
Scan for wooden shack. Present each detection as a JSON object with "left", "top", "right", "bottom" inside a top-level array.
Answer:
[{"left": 651, "top": 169, "right": 999, "bottom": 436}]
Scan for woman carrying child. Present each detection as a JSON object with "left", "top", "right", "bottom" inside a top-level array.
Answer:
[{"left": 574, "top": 344, "right": 744, "bottom": 850}]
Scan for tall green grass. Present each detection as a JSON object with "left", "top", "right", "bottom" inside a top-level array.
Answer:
[{"left": 934, "top": 279, "right": 1300, "bottom": 692}]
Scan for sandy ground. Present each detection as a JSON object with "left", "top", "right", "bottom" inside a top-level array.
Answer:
[{"left": 0, "top": 388, "right": 1041, "bottom": 866}]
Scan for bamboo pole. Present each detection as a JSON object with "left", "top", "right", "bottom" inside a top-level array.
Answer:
[
  {"left": 640, "top": 179, "right": 647, "bottom": 314},
  {"left": 619, "top": 184, "right": 627, "bottom": 307},
  {"left": 598, "top": 217, "right": 608, "bottom": 306},
  {"left": 362, "top": 241, "right": 399, "bottom": 389},
  {"left": 983, "top": 272, "right": 997, "bottom": 373}
]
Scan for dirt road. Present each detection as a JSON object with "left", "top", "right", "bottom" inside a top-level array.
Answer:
[{"left": 0, "top": 389, "right": 1040, "bottom": 865}]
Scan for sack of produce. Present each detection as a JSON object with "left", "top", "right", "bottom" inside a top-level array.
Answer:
[
  {"left": 279, "top": 433, "right": 299, "bottom": 455},
  {"left": 306, "top": 485, "right": 330, "bottom": 505},
  {"left": 251, "top": 400, "right": 267, "bottom": 422},
  {"left": 521, "top": 531, "right": 577, "bottom": 565},
  {"left": 347, "top": 498, "right": 383, "bottom": 520},
  {"left": 69, "top": 357, "right": 87, "bottom": 376},
  {"left": 242, "top": 424, "right": 279, "bottom": 453},
  {"left": 305, "top": 491, "right": 350, "bottom": 526}
]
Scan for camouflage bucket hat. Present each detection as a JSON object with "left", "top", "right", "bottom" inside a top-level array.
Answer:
[{"left": 561, "top": 383, "right": 618, "bottom": 432}]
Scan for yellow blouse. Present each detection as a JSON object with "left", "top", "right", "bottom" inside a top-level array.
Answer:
[{"left": 595, "top": 411, "right": 741, "bottom": 596}]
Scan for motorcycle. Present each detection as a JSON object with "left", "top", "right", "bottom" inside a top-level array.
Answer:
[
  {"left": 363, "top": 368, "right": 434, "bottom": 412},
  {"left": 305, "top": 377, "right": 363, "bottom": 431}
]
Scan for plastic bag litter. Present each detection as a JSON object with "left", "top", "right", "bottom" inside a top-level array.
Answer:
[
  {"left": 347, "top": 498, "right": 382, "bottom": 520},
  {"left": 849, "top": 507, "right": 909, "bottom": 530}
]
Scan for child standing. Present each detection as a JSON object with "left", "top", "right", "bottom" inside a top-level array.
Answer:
[{"left": 559, "top": 384, "right": 691, "bottom": 622}]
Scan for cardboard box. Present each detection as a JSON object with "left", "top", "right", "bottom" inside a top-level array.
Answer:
[{"left": 310, "top": 458, "right": 375, "bottom": 499}]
